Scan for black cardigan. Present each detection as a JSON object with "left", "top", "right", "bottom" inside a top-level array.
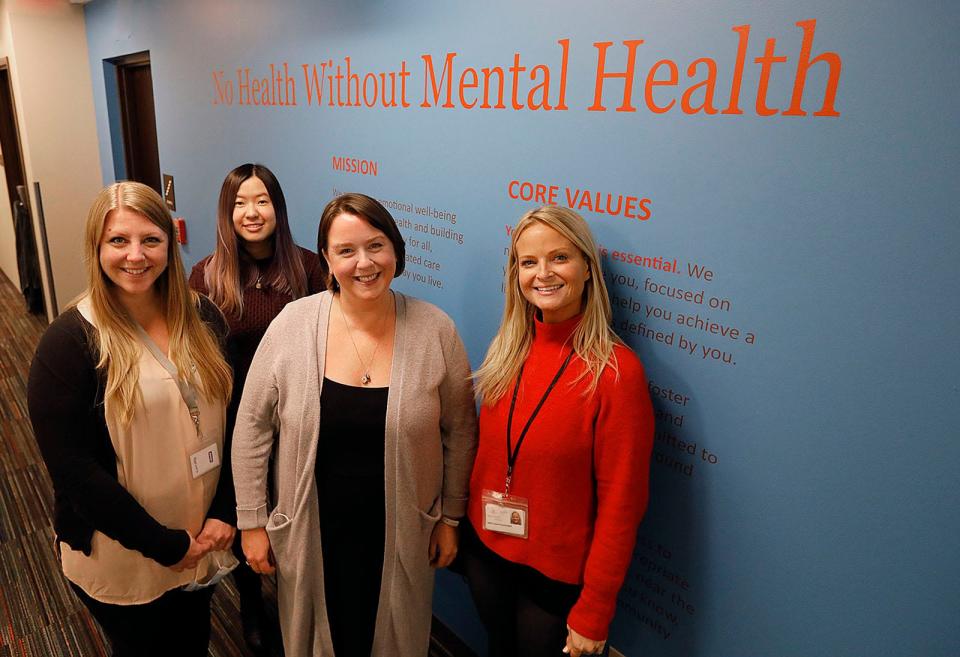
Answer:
[{"left": 27, "top": 296, "right": 233, "bottom": 567}]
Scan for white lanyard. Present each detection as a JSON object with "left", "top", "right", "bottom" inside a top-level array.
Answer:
[{"left": 134, "top": 324, "right": 203, "bottom": 440}]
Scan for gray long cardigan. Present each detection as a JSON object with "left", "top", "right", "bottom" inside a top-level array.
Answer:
[{"left": 232, "top": 291, "right": 477, "bottom": 657}]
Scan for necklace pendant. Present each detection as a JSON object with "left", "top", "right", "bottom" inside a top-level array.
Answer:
[
  {"left": 361, "top": 373, "right": 371, "bottom": 385},
  {"left": 255, "top": 281, "right": 262, "bottom": 289}
]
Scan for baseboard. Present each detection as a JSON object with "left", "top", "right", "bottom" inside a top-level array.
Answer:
[{"left": 430, "top": 616, "right": 479, "bottom": 657}]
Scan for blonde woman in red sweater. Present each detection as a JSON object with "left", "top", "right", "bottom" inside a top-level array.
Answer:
[{"left": 466, "top": 206, "right": 654, "bottom": 657}]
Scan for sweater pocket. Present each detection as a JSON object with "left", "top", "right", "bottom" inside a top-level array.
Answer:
[
  {"left": 398, "top": 496, "right": 441, "bottom": 571},
  {"left": 264, "top": 510, "right": 293, "bottom": 569},
  {"left": 396, "top": 496, "right": 441, "bottom": 618},
  {"left": 417, "top": 496, "right": 442, "bottom": 524}
]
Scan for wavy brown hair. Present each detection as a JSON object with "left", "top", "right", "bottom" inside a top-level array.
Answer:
[
  {"left": 202, "top": 163, "right": 307, "bottom": 317},
  {"left": 83, "top": 182, "right": 231, "bottom": 425}
]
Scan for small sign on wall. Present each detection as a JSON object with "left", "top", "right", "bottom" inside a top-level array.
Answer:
[{"left": 163, "top": 173, "right": 176, "bottom": 211}]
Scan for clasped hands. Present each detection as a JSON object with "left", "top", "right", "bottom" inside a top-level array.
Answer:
[{"left": 171, "top": 518, "right": 235, "bottom": 572}]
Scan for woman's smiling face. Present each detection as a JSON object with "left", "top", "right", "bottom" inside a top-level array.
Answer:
[
  {"left": 98, "top": 207, "right": 169, "bottom": 303},
  {"left": 323, "top": 212, "right": 397, "bottom": 303},
  {"left": 232, "top": 176, "right": 277, "bottom": 250},
  {"left": 515, "top": 221, "right": 590, "bottom": 323}
]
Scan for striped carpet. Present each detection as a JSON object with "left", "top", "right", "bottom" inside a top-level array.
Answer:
[{"left": 0, "top": 271, "right": 276, "bottom": 657}]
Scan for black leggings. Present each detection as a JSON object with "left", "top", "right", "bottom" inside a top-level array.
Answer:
[
  {"left": 461, "top": 521, "right": 582, "bottom": 657},
  {"left": 71, "top": 582, "right": 215, "bottom": 657}
]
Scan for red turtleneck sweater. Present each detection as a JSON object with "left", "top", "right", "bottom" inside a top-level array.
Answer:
[{"left": 467, "top": 314, "right": 654, "bottom": 639}]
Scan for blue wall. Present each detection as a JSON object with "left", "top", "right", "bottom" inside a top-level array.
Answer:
[{"left": 84, "top": 2, "right": 960, "bottom": 656}]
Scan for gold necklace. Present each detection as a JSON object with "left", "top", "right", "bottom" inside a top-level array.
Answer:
[{"left": 337, "top": 296, "right": 389, "bottom": 385}]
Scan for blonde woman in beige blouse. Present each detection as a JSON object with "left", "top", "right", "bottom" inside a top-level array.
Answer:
[{"left": 28, "top": 183, "right": 234, "bottom": 657}]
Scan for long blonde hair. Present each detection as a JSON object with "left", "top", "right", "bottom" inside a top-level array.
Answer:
[
  {"left": 83, "top": 182, "right": 232, "bottom": 426},
  {"left": 474, "top": 206, "right": 622, "bottom": 404}
]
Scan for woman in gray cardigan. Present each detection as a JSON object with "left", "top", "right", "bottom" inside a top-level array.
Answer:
[{"left": 232, "top": 193, "right": 477, "bottom": 657}]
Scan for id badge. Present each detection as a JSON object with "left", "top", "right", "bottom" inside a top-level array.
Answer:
[
  {"left": 482, "top": 488, "right": 529, "bottom": 538},
  {"left": 190, "top": 442, "right": 221, "bottom": 479}
]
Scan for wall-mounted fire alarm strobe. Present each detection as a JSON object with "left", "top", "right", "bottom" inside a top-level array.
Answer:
[{"left": 173, "top": 217, "right": 187, "bottom": 245}]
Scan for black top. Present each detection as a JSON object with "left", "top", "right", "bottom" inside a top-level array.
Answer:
[
  {"left": 315, "top": 377, "right": 389, "bottom": 657},
  {"left": 315, "top": 377, "right": 388, "bottom": 523},
  {"left": 26, "top": 296, "right": 230, "bottom": 567}
]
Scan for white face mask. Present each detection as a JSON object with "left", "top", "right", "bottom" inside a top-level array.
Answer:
[{"left": 181, "top": 551, "right": 239, "bottom": 592}]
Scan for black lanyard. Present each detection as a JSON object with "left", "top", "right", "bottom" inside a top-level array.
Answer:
[{"left": 504, "top": 348, "right": 576, "bottom": 495}]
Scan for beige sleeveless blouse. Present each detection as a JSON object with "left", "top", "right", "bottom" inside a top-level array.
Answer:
[{"left": 61, "top": 298, "right": 231, "bottom": 604}]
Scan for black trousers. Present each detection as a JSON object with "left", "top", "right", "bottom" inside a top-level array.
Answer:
[
  {"left": 71, "top": 582, "right": 215, "bottom": 657},
  {"left": 461, "top": 521, "right": 583, "bottom": 657}
]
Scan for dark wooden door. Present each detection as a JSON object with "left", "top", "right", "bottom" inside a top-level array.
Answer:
[
  {"left": 117, "top": 55, "right": 161, "bottom": 193},
  {"left": 0, "top": 65, "right": 26, "bottom": 212},
  {"left": 0, "top": 59, "right": 45, "bottom": 315}
]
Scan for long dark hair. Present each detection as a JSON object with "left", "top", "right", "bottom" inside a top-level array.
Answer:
[{"left": 203, "top": 163, "right": 307, "bottom": 317}]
